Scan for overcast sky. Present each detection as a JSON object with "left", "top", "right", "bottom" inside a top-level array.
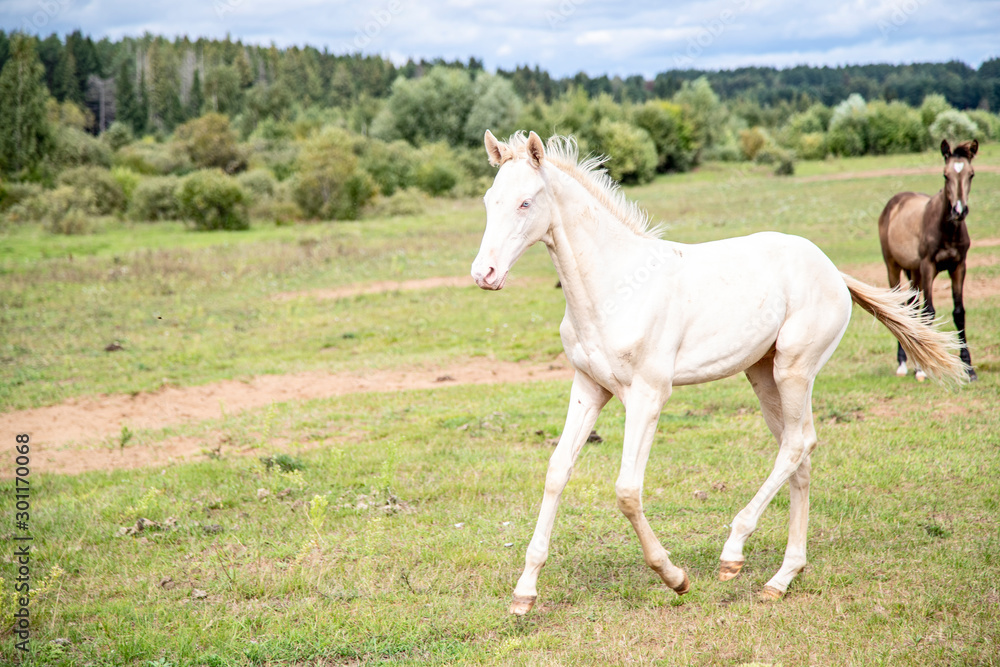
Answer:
[{"left": 2, "top": 0, "right": 999, "bottom": 77}]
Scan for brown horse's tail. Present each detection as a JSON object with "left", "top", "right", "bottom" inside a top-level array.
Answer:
[{"left": 841, "top": 273, "right": 968, "bottom": 385}]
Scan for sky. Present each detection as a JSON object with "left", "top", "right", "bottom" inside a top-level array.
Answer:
[{"left": 2, "top": 0, "right": 999, "bottom": 77}]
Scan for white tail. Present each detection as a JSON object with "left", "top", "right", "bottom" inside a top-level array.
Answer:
[{"left": 841, "top": 273, "right": 968, "bottom": 385}]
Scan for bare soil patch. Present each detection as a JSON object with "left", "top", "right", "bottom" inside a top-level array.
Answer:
[
  {"left": 272, "top": 276, "right": 474, "bottom": 302},
  {"left": 0, "top": 358, "right": 573, "bottom": 477}
]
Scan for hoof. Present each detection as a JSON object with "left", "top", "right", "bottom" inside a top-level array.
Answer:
[
  {"left": 672, "top": 572, "right": 691, "bottom": 595},
  {"left": 915, "top": 370, "right": 927, "bottom": 383},
  {"left": 718, "top": 560, "right": 744, "bottom": 582},
  {"left": 968, "top": 368, "right": 978, "bottom": 382},
  {"left": 509, "top": 594, "right": 536, "bottom": 616},
  {"left": 759, "top": 585, "right": 783, "bottom": 601},
  {"left": 895, "top": 363, "right": 908, "bottom": 377}
]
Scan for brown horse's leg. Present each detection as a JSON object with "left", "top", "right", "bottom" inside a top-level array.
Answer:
[
  {"left": 883, "top": 262, "right": 913, "bottom": 377},
  {"left": 950, "top": 263, "right": 977, "bottom": 381},
  {"left": 915, "top": 260, "right": 938, "bottom": 382}
]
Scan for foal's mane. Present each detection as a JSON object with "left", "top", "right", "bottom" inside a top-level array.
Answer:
[{"left": 498, "top": 132, "right": 663, "bottom": 239}]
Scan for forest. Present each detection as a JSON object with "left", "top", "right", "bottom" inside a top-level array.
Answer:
[{"left": 1, "top": 30, "right": 999, "bottom": 231}]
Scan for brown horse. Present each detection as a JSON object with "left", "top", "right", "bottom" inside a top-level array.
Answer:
[{"left": 878, "top": 139, "right": 978, "bottom": 381}]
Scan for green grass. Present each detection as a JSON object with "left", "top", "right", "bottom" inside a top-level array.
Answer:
[{"left": 3, "top": 149, "right": 1000, "bottom": 665}]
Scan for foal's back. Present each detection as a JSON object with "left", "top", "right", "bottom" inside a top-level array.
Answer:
[{"left": 879, "top": 191, "right": 932, "bottom": 270}]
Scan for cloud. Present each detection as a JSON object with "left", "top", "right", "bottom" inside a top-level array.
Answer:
[{"left": 1, "top": 0, "right": 997, "bottom": 77}]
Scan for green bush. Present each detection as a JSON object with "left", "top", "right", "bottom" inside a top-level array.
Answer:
[
  {"left": 0, "top": 181, "right": 43, "bottom": 212},
  {"left": 174, "top": 113, "right": 247, "bottom": 173},
  {"left": 250, "top": 198, "right": 302, "bottom": 226},
  {"left": 57, "top": 166, "right": 126, "bottom": 215},
  {"left": 797, "top": 132, "right": 827, "bottom": 160},
  {"left": 102, "top": 121, "right": 135, "bottom": 151},
  {"left": 632, "top": 101, "right": 695, "bottom": 173},
  {"left": 738, "top": 127, "right": 769, "bottom": 160},
  {"left": 10, "top": 185, "right": 96, "bottom": 233},
  {"left": 966, "top": 110, "right": 1000, "bottom": 141},
  {"left": 111, "top": 166, "right": 141, "bottom": 205},
  {"left": 919, "top": 94, "right": 952, "bottom": 128},
  {"left": 115, "top": 140, "right": 192, "bottom": 175},
  {"left": 368, "top": 187, "right": 430, "bottom": 218},
  {"left": 177, "top": 169, "right": 250, "bottom": 231},
  {"left": 593, "top": 121, "right": 657, "bottom": 184},
  {"left": 929, "top": 110, "right": 981, "bottom": 145},
  {"left": 414, "top": 160, "right": 459, "bottom": 197},
  {"left": 292, "top": 129, "right": 373, "bottom": 219},
  {"left": 827, "top": 94, "right": 869, "bottom": 156},
  {"left": 129, "top": 175, "right": 181, "bottom": 221},
  {"left": 866, "top": 101, "right": 928, "bottom": 154},
  {"left": 48, "top": 126, "right": 112, "bottom": 170},
  {"left": 360, "top": 139, "right": 417, "bottom": 196},
  {"left": 237, "top": 169, "right": 277, "bottom": 202}
]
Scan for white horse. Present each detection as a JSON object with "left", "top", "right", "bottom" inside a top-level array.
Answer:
[{"left": 471, "top": 130, "right": 966, "bottom": 615}]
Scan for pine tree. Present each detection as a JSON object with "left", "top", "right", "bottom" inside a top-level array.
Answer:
[
  {"left": 115, "top": 60, "right": 142, "bottom": 133},
  {"left": 0, "top": 34, "right": 52, "bottom": 177},
  {"left": 188, "top": 68, "right": 204, "bottom": 118},
  {"left": 53, "top": 46, "right": 79, "bottom": 102}
]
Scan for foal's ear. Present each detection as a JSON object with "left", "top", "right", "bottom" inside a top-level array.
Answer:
[
  {"left": 526, "top": 131, "right": 545, "bottom": 169},
  {"left": 485, "top": 129, "right": 504, "bottom": 167},
  {"left": 969, "top": 139, "right": 979, "bottom": 158},
  {"left": 940, "top": 139, "right": 952, "bottom": 159}
]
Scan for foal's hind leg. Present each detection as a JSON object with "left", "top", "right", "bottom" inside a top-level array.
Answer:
[
  {"left": 720, "top": 354, "right": 819, "bottom": 598},
  {"left": 950, "top": 264, "right": 977, "bottom": 381}
]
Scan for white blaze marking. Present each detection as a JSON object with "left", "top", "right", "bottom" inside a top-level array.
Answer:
[
  {"left": 954, "top": 163, "right": 964, "bottom": 173},
  {"left": 956, "top": 200, "right": 964, "bottom": 214}
]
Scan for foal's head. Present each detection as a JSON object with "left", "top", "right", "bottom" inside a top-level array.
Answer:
[
  {"left": 471, "top": 130, "right": 553, "bottom": 290},
  {"left": 941, "top": 139, "right": 977, "bottom": 222}
]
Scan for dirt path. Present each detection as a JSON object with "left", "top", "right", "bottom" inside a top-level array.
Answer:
[
  {"left": 0, "top": 358, "right": 574, "bottom": 477},
  {"left": 272, "top": 276, "right": 475, "bottom": 302},
  {"left": 5, "top": 245, "right": 999, "bottom": 478},
  {"left": 796, "top": 164, "right": 1000, "bottom": 183}
]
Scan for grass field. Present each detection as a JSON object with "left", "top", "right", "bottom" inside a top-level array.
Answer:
[{"left": 2, "top": 147, "right": 1000, "bottom": 666}]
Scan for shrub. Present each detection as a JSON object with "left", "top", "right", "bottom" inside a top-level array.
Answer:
[
  {"left": 102, "top": 121, "right": 135, "bottom": 151},
  {"left": 292, "top": 129, "right": 373, "bottom": 219},
  {"left": 866, "top": 101, "right": 929, "bottom": 154},
  {"left": 48, "top": 126, "right": 112, "bottom": 169},
  {"left": 827, "top": 94, "right": 869, "bottom": 156},
  {"left": 368, "top": 187, "right": 430, "bottom": 218},
  {"left": 414, "top": 160, "right": 459, "bottom": 197},
  {"left": 919, "top": 94, "right": 952, "bottom": 128},
  {"left": 173, "top": 113, "right": 247, "bottom": 173},
  {"left": 111, "top": 166, "right": 141, "bottom": 205},
  {"left": 10, "top": 185, "right": 96, "bottom": 233},
  {"left": 966, "top": 110, "right": 1000, "bottom": 141},
  {"left": 0, "top": 181, "right": 43, "bottom": 212},
  {"left": 738, "top": 127, "right": 769, "bottom": 160},
  {"left": 57, "top": 166, "right": 126, "bottom": 215},
  {"left": 177, "top": 169, "right": 249, "bottom": 231},
  {"left": 360, "top": 139, "right": 417, "bottom": 196},
  {"left": 797, "top": 132, "right": 827, "bottom": 160},
  {"left": 593, "top": 121, "right": 657, "bottom": 184},
  {"left": 237, "top": 169, "right": 277, "bottom": 202},
  {"left": 929, "top": 110, "right": 980, "bottom": 145},
  {"left": 129, "top": 175, "right": 181, "bottom": 221},
  {"left": 115, "top": 140, "right": 192, "bottom": 175},
  {"left": 250, "top": 198, "right": 303, "bottom": 226},
  {"left": 632, "top": 101, "right": 695, "bottom": 173}
]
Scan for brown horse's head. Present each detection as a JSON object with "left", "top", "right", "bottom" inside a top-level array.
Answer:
[{"left": 941, "top": 139, "right": 977, "bottom": 222}]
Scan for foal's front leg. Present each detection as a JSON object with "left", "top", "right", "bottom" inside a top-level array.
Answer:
[
  {"left": 950, "top": 264, "right": 977, "bottom": 381},
  {"left": 511, "top": 372, "right": 611, "bottom": 615},
  {"left": 615, "top": 380, "right": 690, "bottom": 595}
]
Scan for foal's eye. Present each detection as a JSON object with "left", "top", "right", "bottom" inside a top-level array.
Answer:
[{"left": 520, "top": 200, "right": 531, "bottom": 209}]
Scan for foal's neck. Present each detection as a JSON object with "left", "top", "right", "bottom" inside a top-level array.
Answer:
[{"left": 542, "top": 170, "right": 658, "bottom": 331}]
